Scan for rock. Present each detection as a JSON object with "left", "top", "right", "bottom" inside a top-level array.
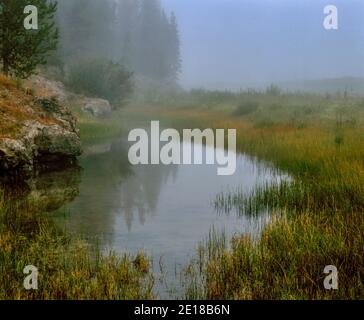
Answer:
[
  {"left": 0, "top": 119, "right": 82, "bottom": 176},
  {"left": 82, "top": 97, "right": 112, "bottom": 117},
  {"left": 0, "top": 79, "right": 82, "bottom": 177}
]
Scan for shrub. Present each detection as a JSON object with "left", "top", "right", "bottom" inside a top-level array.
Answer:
[
  {"left": 233, "top": 101, "right": 259, "bottom": 116},
  {"left": 66, "top": 59, "right": 133, "bottom": 108}
]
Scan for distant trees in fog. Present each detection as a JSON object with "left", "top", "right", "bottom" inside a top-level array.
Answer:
[{"left": 54, "top": 0, "right": 181, "bottom": 85}]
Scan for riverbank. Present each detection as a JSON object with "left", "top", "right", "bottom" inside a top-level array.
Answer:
[{"left": 0, "top": 75, "right": 82, "bottom": 176}]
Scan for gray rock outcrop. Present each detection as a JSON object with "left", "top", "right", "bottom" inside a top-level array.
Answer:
[{"left": 0, "top": 97, "right": 82, "bottom": 177}]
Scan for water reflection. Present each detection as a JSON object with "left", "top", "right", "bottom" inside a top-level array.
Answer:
[
  {"left": 1, "top": 165, "right": 81, "bottom": 214},
  {"left": 55, "top": 139, "right": 179, "bottom": 241},
  {"left": 51, "top": 138, "right": 283, "bottom": 256}
]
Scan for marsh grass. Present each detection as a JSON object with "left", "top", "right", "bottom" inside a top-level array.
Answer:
[
  {"left": 215, "top": 178, "right": 364, "bottom": 217},
  {"left": 183, "top": 212, "right": 363, "bottom": 299},
  {"left": 0, "top": 192, "right": 154, "bottom": 300}
]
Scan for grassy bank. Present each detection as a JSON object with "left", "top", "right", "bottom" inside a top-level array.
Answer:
[
  {"left": 183, "top": 211, "right": 363, "bottom": 299},
  {"left": 0, "top": 192, "right": 154, "bottom": 300},
  {"left": 123, "top": 91, "right": 364, "bottom": 299},
  {"left": 72, "top": 107, "right": 125, "bottom": 145}
]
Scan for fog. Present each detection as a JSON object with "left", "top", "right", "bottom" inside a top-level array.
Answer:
[
  {"left": 52, "top": 0, "right": 364, "bottom": 92},
  {"left": 163, "top": 0, "right": 364, "bottom": 90}
]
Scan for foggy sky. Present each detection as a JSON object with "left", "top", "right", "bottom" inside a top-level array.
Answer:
[{"left": 163, "top": 0, "right": 364, "bottom": 89}]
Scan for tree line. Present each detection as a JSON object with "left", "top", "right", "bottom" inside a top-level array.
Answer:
[{"left": 56, "top": 0, "right": 181, "bottom": 84}]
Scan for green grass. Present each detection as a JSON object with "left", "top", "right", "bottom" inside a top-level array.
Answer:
[{"left": 71, "top": 106, "right": 125, "bottom": 145}]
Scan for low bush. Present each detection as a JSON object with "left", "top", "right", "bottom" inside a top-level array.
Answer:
[{"left": 66, "top": 59, "right": 133, "bottom": 108}]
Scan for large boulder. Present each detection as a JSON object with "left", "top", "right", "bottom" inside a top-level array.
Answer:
[
  {"left": 82, "top": 97, "right": 112, "bottom": 117},
  {"left": 0, "top": 116, "right": 82, "bottom": 176},
  {"left": 0, "top": 76, "right": 82, "bottom": 177}
]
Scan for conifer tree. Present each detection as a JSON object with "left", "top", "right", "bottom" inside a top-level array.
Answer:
[
  {"left": 0, "top": 0, "right": 58, "bottom": 78},
  {"left": 56, "top": 0, "right": 182, "bottom": 85}
]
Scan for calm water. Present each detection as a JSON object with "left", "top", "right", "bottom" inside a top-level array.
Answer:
[{"left": 44, "top": 131, "right": 286, "bottom": 296}]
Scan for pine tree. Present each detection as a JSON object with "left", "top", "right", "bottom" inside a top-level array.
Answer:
[
  {"left": 115, "top": 0, "right": 139, "bottom": 66},
  {"left": 167, "top": 12, "right": 181, "bottom": 83},
  {"left": 0, "top": 0, "right": 58, "bottom": 78}
]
